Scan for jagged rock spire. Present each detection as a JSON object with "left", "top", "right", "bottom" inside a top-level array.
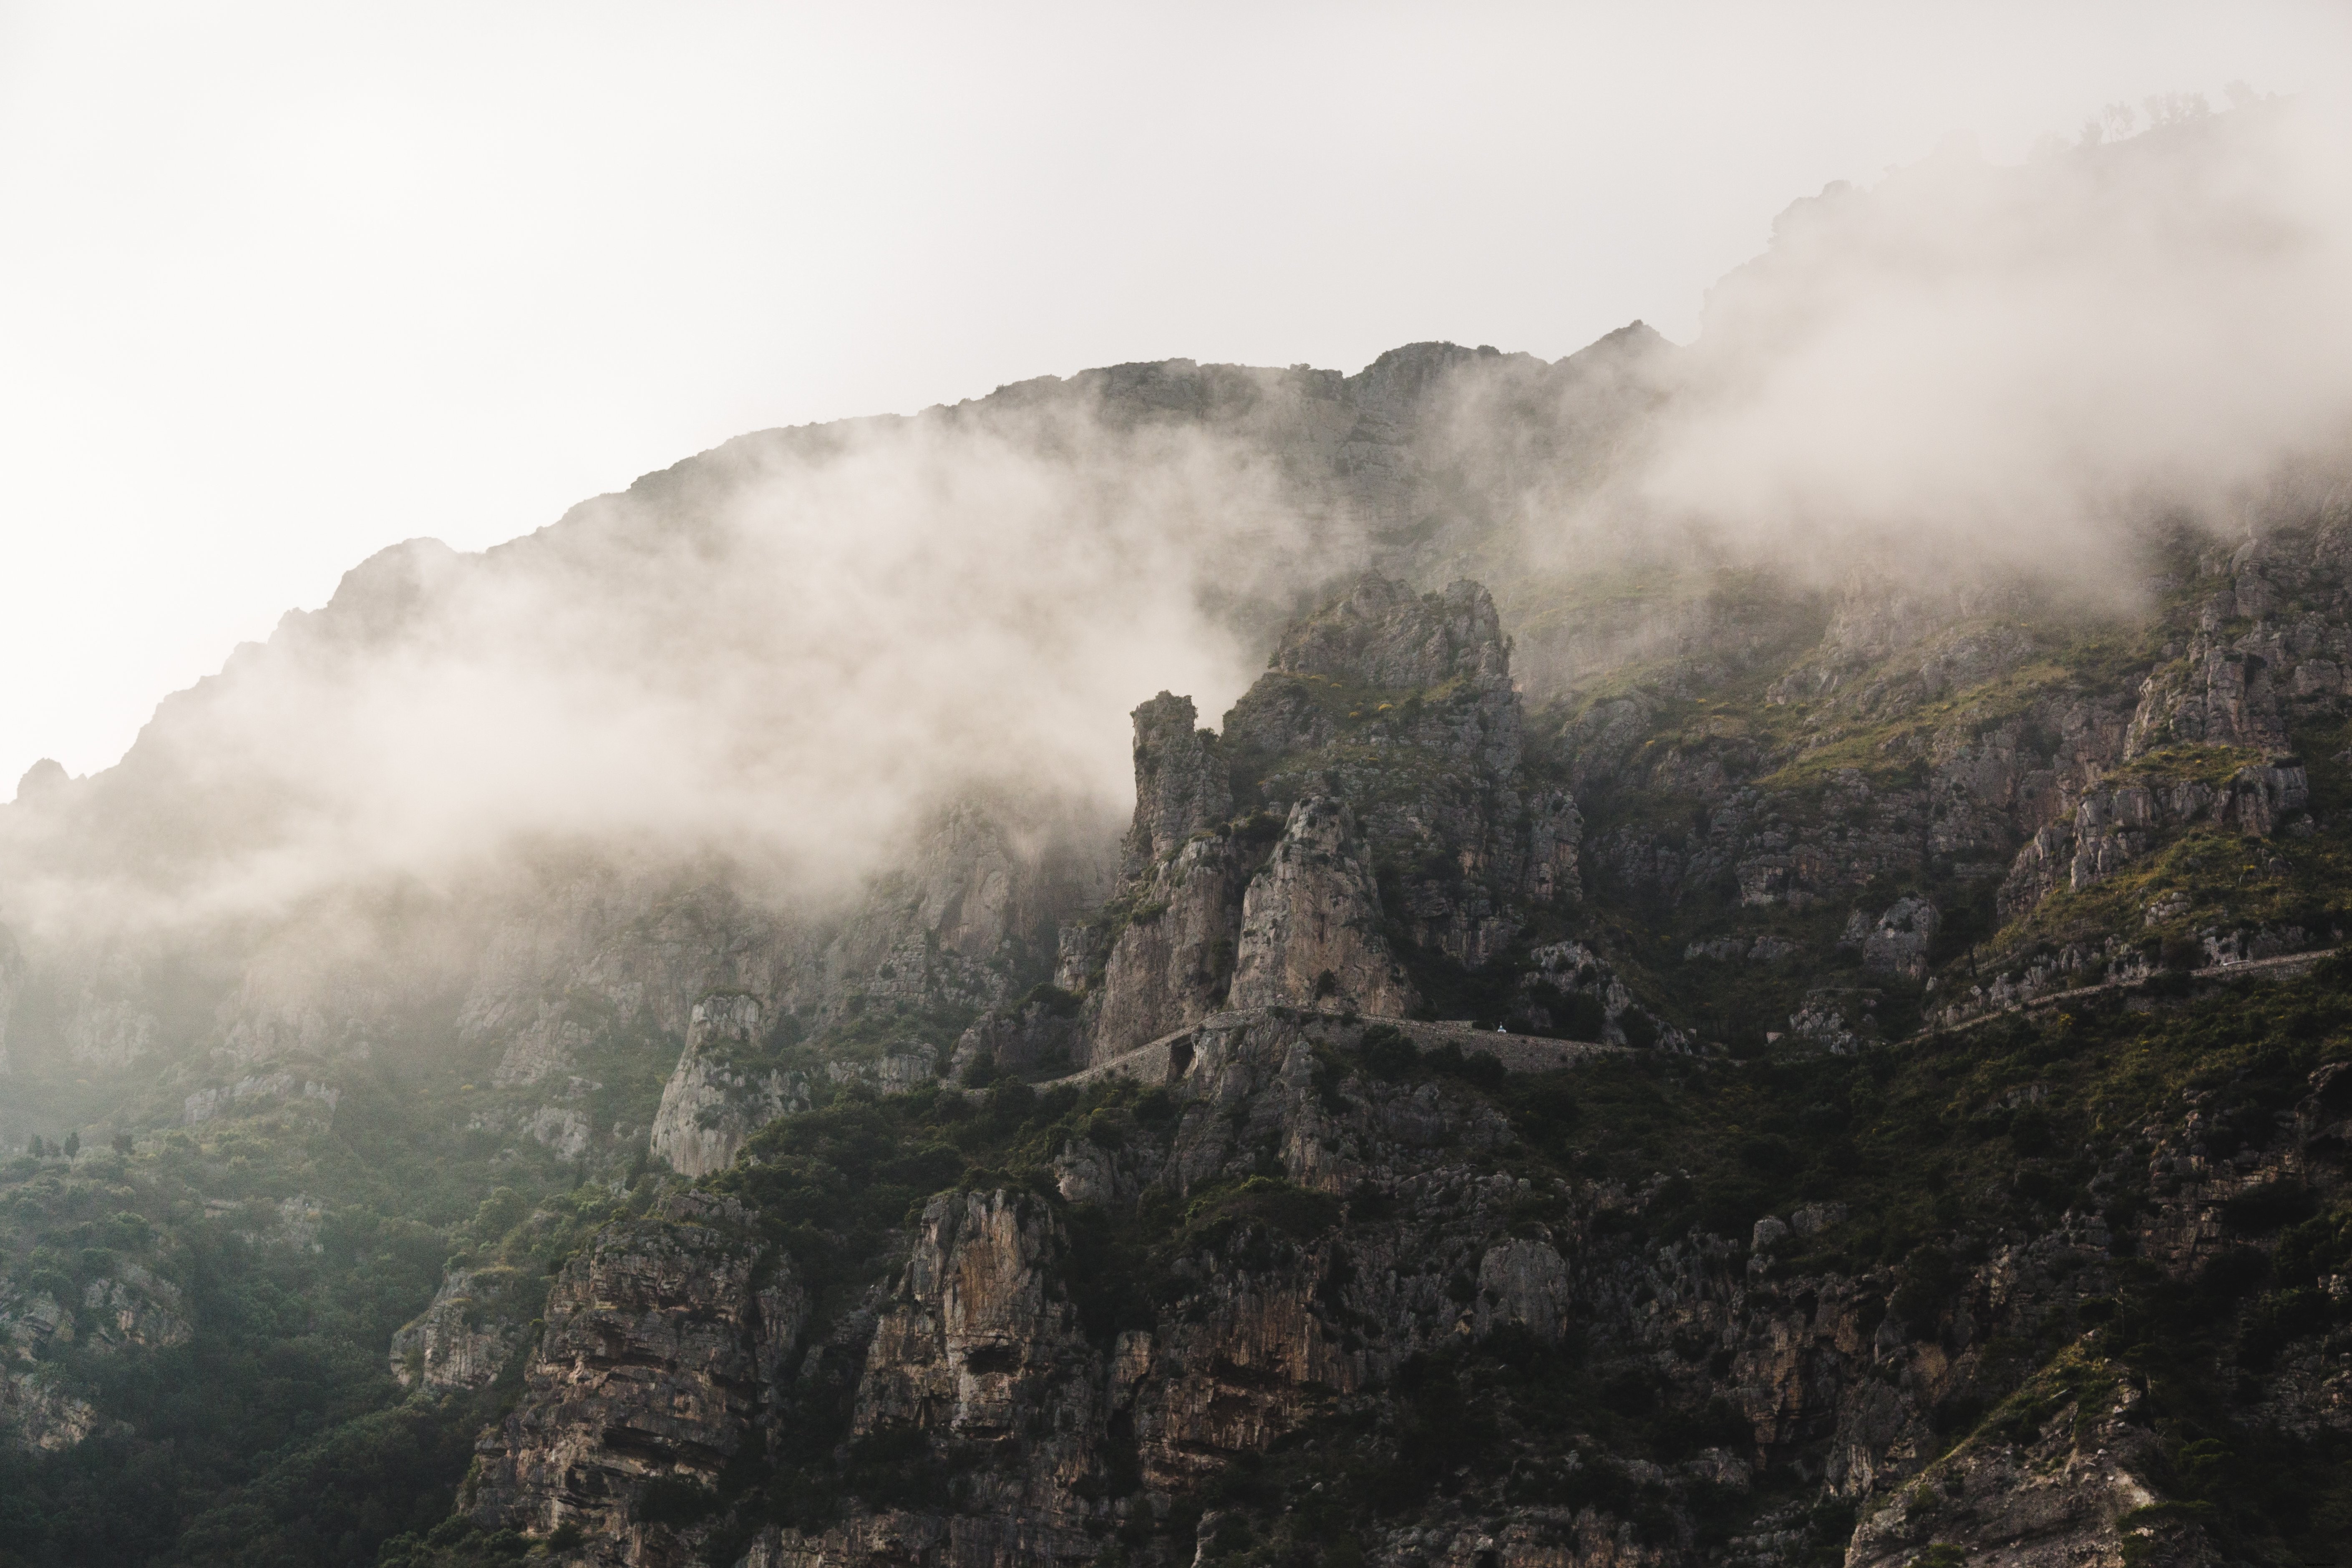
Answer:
[{"left": 1121, "top": 693, "right": 1231, "bottom": 878}]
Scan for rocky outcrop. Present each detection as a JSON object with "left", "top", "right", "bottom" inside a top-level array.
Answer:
[
  {"left": 1122, "top": 694, "right": 1231, "bottom": 877},
  {"left": 1513, "top": 939, "right": 1679, "bottom": 1046},
  {"left": 1037, "top": 574, "right": 1579, "bottom": 1069},
  {"left": 1765, "top": 572, "right": 2038, "bottom": 715},
  {"left": 1262, "top": 573, "right": 1514, "bottom": 697},
  {"left": 650, "top": 994, "right": 808, "bottom": 1178},
  {"left": 0, "top": 1368, "right": 102, "bottom": 1452},
  {"left": 1997, "top": 761, "right": 2313, "bottom": 921},
  {"left": 466, "top": 1192, "right": 807, "bottom": 1563},
  {"left": 183, "top": 1071, "right": 342, "bottom": 1125},
  {"left": 78, "top": 1263, "right": 191, "bottom": 1352},
  {"left": 0, "top": 1263, "right": 184, "bottom": 1452},
  {"left": 1844, "top": 1354, "right": 2211, "bottom": 1568},
  {"left": 5, "top": 1262, "right": 189, "bottom": 1361},
  {"left": 2125, "top": 530, "right": 2352, "bottom": 761},
  {"left": 950, "top": 999, "right": 1085, "bottom": 1081},
  {"left": 1847, "top": 897, "right": 1939, "bottom": 980},
  {"left": 1086, "top": 836, "right": 1252, "bottom": 1061},
  {"left": 1228, "top": 798, "right": 1416, "bottom": 1015},
  {"left": 390, "top": 1267, "right": 531, "bottom": 1392},
  {"left": 0, "top": 1289, "right": 73, "bottom": 1362},
  {"left": 1472, "top": 1238, "right": 1572, "bottom": 1344}
]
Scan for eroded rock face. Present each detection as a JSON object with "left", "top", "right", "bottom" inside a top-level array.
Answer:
[
  {"left": 1026, "top": 573, "right": 1577, "bottom": 1071},
  {"left": 78, "top": 1263, "right": 191, "bottom": 1352},
  {"left": 1123, "top": 694, "right": 1231, "bottom": 878},
  {"left": 1844, "top": 1360, "right": 2208, "bottom": 1568},
  {"left": 650, "top": 994, "right": 808, "bottom": 1178},
  {"left": 1088, "top": 836, "right": 1250, "bottom": 1060},
  {"left": 856, "top": 1190, "right": 1084, "bottom": 1440},
  {"left": 0, "top": 1369, "right": 102, "bottom": 1453},
  {"left": 390, "top": 1267, "right": 530, "bottom": 1393},
  {"left": 1228, "top": 797, "right": 1416, "bottom": 1017},
  {"left": 1266, "top": 574, "right": 1513, "bottom": 696},
  {"left": 1997, "top": 761, "right": 2314, "bottom": 921},
  {"left": 0, "top": 1262, "right": 185, "bottom": 1453},
  {"left": 466, "top": 1192, "right": 806, "bottom": 1563},
  {"left": 1473, "top": 1239, "right": 1571, "bottom": 1344},
  {"left": 1849, "top": 897, "right": 1939, "bottom": 980},
  {"left": 472, "top": 1015, "right": 2352, "bottom": 1568}
]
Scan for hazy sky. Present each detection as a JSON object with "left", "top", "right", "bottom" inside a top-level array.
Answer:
[{"left": 0, "top": 1, "right": 2344, "bottom": 789}]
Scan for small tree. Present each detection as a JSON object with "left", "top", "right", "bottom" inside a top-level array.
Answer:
[
  {"left": 26, "top": 1135, "right": 44, "bottom": 1158},
  {"left": 63, "top": 1131, "right": 79, "bottom": 1159}
]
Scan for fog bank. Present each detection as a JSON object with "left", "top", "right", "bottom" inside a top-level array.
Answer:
[{"left": 1636, "top": 98, "right": 2352, "bottom": 588}]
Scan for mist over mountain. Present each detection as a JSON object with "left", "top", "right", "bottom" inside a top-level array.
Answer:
[{"left": 4, "top": 101, "right": 2352, "bottom": 1568}]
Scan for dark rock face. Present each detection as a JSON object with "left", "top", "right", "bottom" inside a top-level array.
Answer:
[
  {"left": 1021, "top": 572, "right": 1586, "bottom": 1072},
  {"left": 1227, "top": 797, "right": 1417, "bottom": 1017},
  {"left": 473, "top": 1009, "right": 2352, "bottom": 1568},
  {"left": 467, "top": 1192, "right": 807, "bottom": 1564},
  {"left": 498, "top": 1017, "right": 1556, "bottom": 1566},
  {"left": 1122, "top": 695, "right": 1232, "bottom": 879},
  {"left": 1262, "top": 574, "right": 1513, "bottom": 696},
  {"left": 651, "top": 996, "right": 810, "bottom": 1180},
  {"left": 1084, "top": 835, "right": 1251, "bottom": 1060}
]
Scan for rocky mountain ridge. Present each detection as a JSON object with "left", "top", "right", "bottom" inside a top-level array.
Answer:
[{"left": 3, "top": 322, "right": 2352, "bottom": 1568}]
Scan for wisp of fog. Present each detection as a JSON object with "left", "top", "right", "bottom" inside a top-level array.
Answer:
[
  {"left": 1630, "top": 96, "right": 2352, "bottom": 587},
  {"left": 5, "top": 98, "right": 2347, "bottom": 941}
]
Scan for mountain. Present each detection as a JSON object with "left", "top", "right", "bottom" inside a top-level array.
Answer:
[{"left": 4, "top": 104, "right": 2352, "bottom": 1568}]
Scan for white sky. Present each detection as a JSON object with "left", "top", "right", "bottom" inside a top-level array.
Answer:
[{"left": 0, "top": 1, "right": 2345, "bottom": 789}]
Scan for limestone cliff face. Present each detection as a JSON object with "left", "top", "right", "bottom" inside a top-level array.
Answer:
[
  {"left": 1843, "top": 1362, "right": 2211, "bottom": 1568},
  {"left": 1086, "top": 836, "right": 1250, "bottom": 1060},
  {"left": 2120, "top": 533, "right": 2352, "bottom": 760},
  {"left": 1996, "top": 761, "right": 2313, "bottom": 921},
  {"left": 2, "top": 1257, "right": 188, "bottom": 1456},
  {"left": 1078, "top": 694, "right": 1254, "bottom": 1060},
  {"left": 651, "top": 995, "right": 808, "bottom": 1179},
  {"left": 76, "top": 1262, "right": 191, "bottom": 1352},
  {"left": 1221, "top": 575, "right": 1566, "bottom": 968},
  {"left": 467, "top": 1193, "right": 807, "bottom": 1565},
  {"left": 0, "top": 1369, "right": 101, "bottom": 1453},
  {"left": 1029, "top": 573, "right": 1578, "bottom": 1072},
  {"left": 389, "top": 1266, "right": 531, "bottom": 1393},
  {"left": 1264, "top": 574, "right": 1513, "bottom": 696},
  {"left": 823, "top": 1190, "right": 1108, "bottom": 1564},
  {"left": 429, "top": 994, "right": 2352, "bottom": 1568},
  {"left": 1227, "top": 797, "right": 1416, "bottom": 1016},
  {"left": 1121, "top": 695, "right": 1231, "bottom": 879}
]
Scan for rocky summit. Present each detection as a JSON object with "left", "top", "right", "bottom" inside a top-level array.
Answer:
[{"left": 3, "top": 316, "right": 2352, "bottom": 1568}]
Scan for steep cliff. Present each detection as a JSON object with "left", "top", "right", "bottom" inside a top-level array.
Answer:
[
  {"left": 1031, "top": 573, "right": 1591, "bottom": 1075},
  {"left": 651, "top": 996, "right": 811, "bottom": 1180},
  {"left": 1226, "top": 797, "right": 1418, "bottom": 1016},
  {"left": 466, "top": 1191, "right": 808, "bottom": 1563},
  {"left": 8, "top": 305, "right": 2352, "bottom": 1568},
  {"left": 436, "top": 974, "right": 2352, "bottom": 1568}
]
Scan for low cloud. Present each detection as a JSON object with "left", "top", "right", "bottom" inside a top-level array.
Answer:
[
  {"left": 1633, "top": 98, "right": 2352, "bottom": 590},
  {"left": 0, "top": 400, "right": 1356, "bottom": 935},
  {"left": 12, "top": 99, "right": 2347, "bottom": 940}
]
